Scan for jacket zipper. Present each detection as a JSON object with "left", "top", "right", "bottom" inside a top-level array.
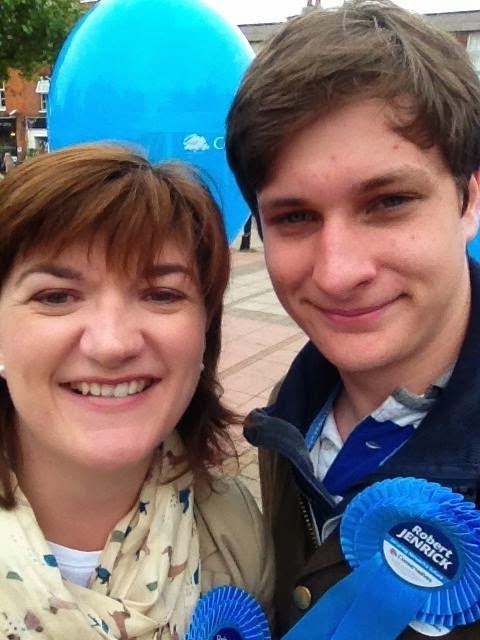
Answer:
[{"left": 298, "top": 492, "right": 319, "bottom": 550}]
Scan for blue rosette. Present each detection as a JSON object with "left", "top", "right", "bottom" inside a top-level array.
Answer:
[
  {"left": 283, "top": 477, "right": 480, "bottom": 640},
  {"left": 185, "top": 585, "right": 271, "bottom": 640},
  {"left": 341, "top": 477, "right": 480, "bottom": 629}
]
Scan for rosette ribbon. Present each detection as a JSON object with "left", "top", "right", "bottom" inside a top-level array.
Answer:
[
  {"left": 185, "top": 585, "right": 271, "bottom": 640},
  {"left": 283, "top": 478, "right": 480, "bottom": 640}
]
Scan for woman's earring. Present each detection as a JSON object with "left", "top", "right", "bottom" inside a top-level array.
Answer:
[
  {"left": 200, "top": 362, "right": 205, "bottom": 372},
  {"left": 0, "top": 364, "right": 5, "bottom": 376}
]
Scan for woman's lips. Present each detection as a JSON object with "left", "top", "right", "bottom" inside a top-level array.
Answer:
[{"left": 59, "top": 379, "right": 160, "bottom": 414}]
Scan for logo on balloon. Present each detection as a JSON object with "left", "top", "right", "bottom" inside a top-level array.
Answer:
[
  {"left": 183, "top": 134, "right": 210, "bottom": 152},
  {"left": 182, "top": 134, "right": 226, "bottom": 152}
]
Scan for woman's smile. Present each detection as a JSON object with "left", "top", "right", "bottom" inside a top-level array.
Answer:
[
  {"left": 59, "top": 377, "right": 162, "bottom": 415},
  {"left": 67, "top": 377, "right": 157, "bottom": 397}
]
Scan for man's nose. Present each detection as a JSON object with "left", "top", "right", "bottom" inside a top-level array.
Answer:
[
  {"left": 79, "top": 296, "right": 145, "bottom": 367},
  {"left": 311, "top": 216, "right": 377, "bottom": 298}
]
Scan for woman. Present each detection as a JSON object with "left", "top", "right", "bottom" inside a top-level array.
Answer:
[{"left": 0, "top": 145, "right": 273, "bottom": 639}]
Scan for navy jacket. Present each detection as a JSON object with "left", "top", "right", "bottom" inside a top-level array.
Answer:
[{"left": 245, "top": 259, "right": 480, "bottom": 638}]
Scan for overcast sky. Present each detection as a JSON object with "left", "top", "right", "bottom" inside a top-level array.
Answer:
[{"left": 207, "top": 0, "right": 480, "bottom": 24}]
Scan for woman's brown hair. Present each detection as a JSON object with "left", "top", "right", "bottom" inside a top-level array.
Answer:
[{"left": 0, "top": 143, "right": 236, "bottom": 507}]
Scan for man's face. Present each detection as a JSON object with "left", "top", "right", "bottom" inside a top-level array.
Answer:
[{"left": 258, "top": 99, "right": 479, "bottom": 391}]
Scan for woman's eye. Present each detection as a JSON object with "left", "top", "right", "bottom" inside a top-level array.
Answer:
[
  {"left": 31, "top": 290, "right": 76, "bottom": 305},
  {"left": 145, "top": 289, "right": 185, "bottom": 304}
]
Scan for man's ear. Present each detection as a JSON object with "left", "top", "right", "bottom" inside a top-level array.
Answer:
[{"left": 462, "top": 172, "right": 480, "bottom": 242}]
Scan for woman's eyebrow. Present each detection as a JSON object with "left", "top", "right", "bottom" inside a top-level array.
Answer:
[
  {"left": 145, "top": 263, "right": 193, "bottom": 279},
  {"left": 13, "top": 264, "right": 84, "bottom": 287}
]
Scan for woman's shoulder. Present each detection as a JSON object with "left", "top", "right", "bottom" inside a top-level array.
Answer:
[
  {"left": 195, "top": 475, "right": 265, "bottom": 558},
  {"left": 196, "top": 475, "right": 260, "bottom": 524},
  {"left": 195, "top": 475, "right": 274, "bottom": 613}
]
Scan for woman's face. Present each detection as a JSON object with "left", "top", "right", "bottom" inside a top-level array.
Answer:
[{"left": 0, "top": 238, "right": 207, "bottom": 474}]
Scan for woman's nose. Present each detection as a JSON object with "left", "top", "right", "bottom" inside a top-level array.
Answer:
[{"left": 79, "top": 297, "right": 145, "bottom": 367}]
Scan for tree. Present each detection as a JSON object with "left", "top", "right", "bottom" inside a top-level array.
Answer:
[{"left": 0, "top": 0, "right": 82, "bottom": 80}]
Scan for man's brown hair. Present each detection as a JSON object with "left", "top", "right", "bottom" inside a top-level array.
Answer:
[
  {"left": 226, "top": 0, "right": 480, "bottom": 220},
  {"left": 0, "top": 144, "right": 235, "bottom": 507}
]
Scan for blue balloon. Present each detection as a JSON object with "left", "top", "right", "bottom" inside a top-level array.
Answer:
[
  {"left": 48, "top": 0, "right": 254, "bottom": 243},
  {"left": 468, "top": 234, "right": 480, "bottom": 261}
]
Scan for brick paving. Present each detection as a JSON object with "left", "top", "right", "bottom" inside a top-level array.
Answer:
[{"left": 219, "top": 232, "right": 306, "bottom": 506}]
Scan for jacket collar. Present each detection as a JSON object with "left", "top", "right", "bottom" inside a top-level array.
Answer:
[
  {"left": 373, "top": 258, "right": 480, "bottom": 482},
  {"left": 245, "top": 258, "right": 480, "bottom": 493}
]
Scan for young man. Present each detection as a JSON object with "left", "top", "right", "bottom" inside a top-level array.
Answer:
[{"left": 226, "top": 1, "right": 480, "bottom": 637}]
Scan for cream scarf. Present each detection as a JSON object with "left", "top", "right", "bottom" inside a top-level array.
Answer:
[{"left": 0, "top": 432, "right": 200, "bottom": 639}]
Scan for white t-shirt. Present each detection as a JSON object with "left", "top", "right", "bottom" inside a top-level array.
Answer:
[{"left": 47, "top": 540, "right": 102, "bottom": 588}]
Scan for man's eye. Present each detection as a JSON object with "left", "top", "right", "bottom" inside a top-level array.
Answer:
[
  {"left": 278, "top": 211, "right": 314, "bottom": 224},
  {"left": 31, "top": 290, "right": 76, "bottom": 305},
  {"left": 375, "top": 194, "right": 414, "bottom": 210}
]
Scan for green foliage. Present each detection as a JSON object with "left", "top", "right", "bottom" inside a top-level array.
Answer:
[{"left": 0, "top": 0, "right": 82, "bottom": 80}]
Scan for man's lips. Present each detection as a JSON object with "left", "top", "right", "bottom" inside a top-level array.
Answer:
[
  {"left": 323, "top": 303, "right": 391, "bottom": 317},
  {"left": 308, "top": 296, "right": 401, "bottom": 318}
]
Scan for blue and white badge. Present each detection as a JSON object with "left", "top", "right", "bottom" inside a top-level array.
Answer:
[
  {"left": 384, "top": 521, "right": 459, "bottom": 588},
  {"left": 341, "top": 478, "right": 480, "bottom": 633},
  {"left": 185, "top": 586, "right": 271, "bottom": 640},
  {"left": 283, "top": 477, "right": 480, "bottom": 640}
]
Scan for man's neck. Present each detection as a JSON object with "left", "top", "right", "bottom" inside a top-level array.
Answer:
[
  {"left": 334, "top": 361, "right": 455, "bottom": 442},
  {"left": 332, "top": 287, "right": 471, "bottom": 441}
]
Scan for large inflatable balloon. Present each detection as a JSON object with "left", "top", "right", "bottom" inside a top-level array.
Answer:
[
  {"left": 468, "top": 234, "right": 480, "bottom": 261},
  {"left": 48, "top": 0, "right": 254, "bottom": 243}
]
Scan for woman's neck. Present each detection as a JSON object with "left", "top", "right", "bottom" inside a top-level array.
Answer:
[{"left": 16, "top": 452, "right": 151, "bottom": 551}]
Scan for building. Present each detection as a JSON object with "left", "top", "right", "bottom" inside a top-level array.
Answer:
[
  {"left": 239, "top": 23, "right": 282, "bottom": 53},
  {"left": 240, "top": 8, "right": 480, "bottom": 57},
  {"left": 0, "top": 69, "right": 49, "bottom": 162},
  {"left": 425, "top": 10, "right": 480, "bottom": 74},
  {"left": 0, "top": 0, "right": 95, "bottom": 163}
]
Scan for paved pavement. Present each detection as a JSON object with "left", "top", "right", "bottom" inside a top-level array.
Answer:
[{"left": 219, "top": 227, "right": 306, "bottom": 505}]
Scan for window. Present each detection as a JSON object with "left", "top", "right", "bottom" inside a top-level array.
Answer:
[
  {"left": 36, "top": 76, "right": 50, "bottom": 113},
  {"left": 39, "top": 92, "right": 48, "bottom": 113},
  {"left": 0, "top": 82, "right": 6, "bottom": 111},
  {"left": 467, "top": 32, "right": 480, "bottom": 74}
]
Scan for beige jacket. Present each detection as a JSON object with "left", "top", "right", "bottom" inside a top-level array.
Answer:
[{"left": 195, "top": 476, "right": 274, "bottom": 618}]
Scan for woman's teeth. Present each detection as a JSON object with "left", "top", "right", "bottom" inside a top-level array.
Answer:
[{"left": 69, "top": 379, "right": 151, "bottom": 397}]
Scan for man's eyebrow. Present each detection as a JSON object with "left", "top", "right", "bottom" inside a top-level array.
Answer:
[
  {"left": 259, "top": 196, "right": 307, "bottom": 211},
  {"left": 357, "top": 169, "right": 433, "bottom": 193},
  {"left": 260, "top": 168, "right": 434, "bottom": 211},
  {"left": 14, "top": 264, "right": 83, "bottom": 287}
]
